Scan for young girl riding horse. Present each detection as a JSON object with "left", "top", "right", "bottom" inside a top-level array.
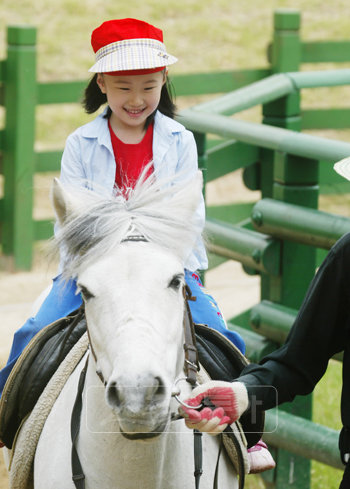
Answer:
[{"left": 0, "top": 18, "right": 274, "bottom": 472}]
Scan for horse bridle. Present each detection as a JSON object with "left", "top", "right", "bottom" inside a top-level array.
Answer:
[
  {"left": 72, "top": 235, "right": 242, "bottom": 489},
  {"left": 70, "top": 231, "right": 208, "bottom": 489}
]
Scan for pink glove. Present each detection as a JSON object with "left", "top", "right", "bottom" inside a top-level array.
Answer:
[{"left": 178, "top": 381, "right": 249, "bottom": 434}]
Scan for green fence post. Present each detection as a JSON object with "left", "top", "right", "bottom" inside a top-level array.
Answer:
[
  {"left": 261, "top": 8, "right": 303, "bottom": 306},
  {"left": 256, "top": 10, "right": 315, "bottom": 489},
  {"left": 270, "top": 8, "right": 302, "bottom": 74},
  {"left": 257, "top": 9, "right": 302, "bottom": 200},
  {"left": 2, "top": 26, "right": 37, "bottom": 270}
]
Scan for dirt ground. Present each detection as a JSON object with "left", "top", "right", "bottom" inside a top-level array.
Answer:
[{"left": 0, "top": 172, "right": 260, "bottom": 487}]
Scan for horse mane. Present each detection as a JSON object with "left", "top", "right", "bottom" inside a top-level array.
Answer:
[{"left": 53, "top": 167, "right": 204, "bottom": 280}]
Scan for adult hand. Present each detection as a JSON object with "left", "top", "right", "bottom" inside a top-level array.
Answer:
[{"left": 178, "top": 381, "right": 248, "bottom": 434}]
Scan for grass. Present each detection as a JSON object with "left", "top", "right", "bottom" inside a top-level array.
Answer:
[
  {"left": 311, "top": 360, "right": 344, "bottom": 489},
  {"left": 1, "top": 1, "right": 350, "bottom": 488}
]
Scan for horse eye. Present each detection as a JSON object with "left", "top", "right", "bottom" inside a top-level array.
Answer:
[
  {"left": 78, "top": 285, "right": 95, "bottom": 301},
  {"left": 168, "top": 274, "right": 184, "bottom": 291}
]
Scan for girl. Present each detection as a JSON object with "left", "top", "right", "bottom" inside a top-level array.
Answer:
[
  {"left": 0, "top": 18, "right": 244, "bottom": 395},
  {"left": 0, "top": 19, "right": 274, "bottom": 471}
]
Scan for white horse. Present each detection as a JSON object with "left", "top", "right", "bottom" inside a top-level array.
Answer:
[{"left": 32, "top": 172, "right": 238, "bottom": 489}]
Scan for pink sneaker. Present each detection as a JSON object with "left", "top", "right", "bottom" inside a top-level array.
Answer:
[{"left": 247, "top": 440, "right": 276, "bottom": 474}]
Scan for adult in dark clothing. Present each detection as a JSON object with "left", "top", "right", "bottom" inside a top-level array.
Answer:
[
  {"left": 179, "top": 157, "right": 350, "bottom": 488},
  {"left": 238, "top": 231, "right": 350, "bottom": 488}
]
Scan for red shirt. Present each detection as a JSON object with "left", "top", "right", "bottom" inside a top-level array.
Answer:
[{"left": 108, "top": 121, "right": 154, "bottom": 193}]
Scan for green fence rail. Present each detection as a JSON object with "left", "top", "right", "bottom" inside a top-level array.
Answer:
[
  {"left": 190, "top": 68, "right": 350, "bottom": 116},
  {"left": 1, "top": 8, "right": 350, "bottom": 489},
  {"left": 264, "top": 410, "right": 343, "bottom": 470},
  {"left": 251, "top": 198, "right": 350, "bottom": 248},
  {"left": 205, "top": 217, "right": 280, "bottom": 275},
  {"left": 180, "top": 108, "right": 350, "bottom": 161}
]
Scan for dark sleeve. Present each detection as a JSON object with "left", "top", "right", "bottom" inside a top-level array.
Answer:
[{"left": 238, "top": 232, "right": 350, "bottom": 410}]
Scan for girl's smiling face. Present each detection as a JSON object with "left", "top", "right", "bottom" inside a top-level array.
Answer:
[{"left": 97, "top": 71, "right": 166, "bottom": 138}]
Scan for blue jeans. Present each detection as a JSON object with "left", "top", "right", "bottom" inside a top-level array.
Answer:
[
  {"left": 185, "top": 271, "right": 245, "bottom": 354},
  {"left": 0, "top": 271, "right": 245, "bottom": 396}
]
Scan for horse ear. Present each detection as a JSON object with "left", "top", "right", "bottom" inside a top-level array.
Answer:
[{"left": 51, "top": 178, "right": 79, "bottom": 224}]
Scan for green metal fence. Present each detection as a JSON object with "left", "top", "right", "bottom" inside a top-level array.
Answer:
[{"left": 1, "top": 8, "right": 350, "bottom": 489}]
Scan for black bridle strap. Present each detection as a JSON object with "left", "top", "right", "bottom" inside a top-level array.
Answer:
[
  {"left": 71, "top": 357, "right": 89, "bottom": 489},
  {"left": 182, "top": 285, "right": 204, "bottom": 489},
  {"left": 182, "top": 285, "right": 199, "bottom": 387},
  {"left": 194, "top": 429, "right": 203, "bottom": 489}
]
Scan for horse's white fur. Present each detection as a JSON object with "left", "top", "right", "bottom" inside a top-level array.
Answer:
[
  {"left": 33, "top": 172, "right": 238, "bottom": 489},
  {"left": 52, "top": 167, "right": 205, "bottom": 281}
]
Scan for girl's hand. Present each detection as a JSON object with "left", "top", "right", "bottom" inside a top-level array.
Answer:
[{"left": 178, "top": 381, "right": 249, "bottom": 434}]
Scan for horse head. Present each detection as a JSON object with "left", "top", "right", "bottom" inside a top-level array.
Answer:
[{"left": 51, "top": 170, "right": 204, "bottom": 437}]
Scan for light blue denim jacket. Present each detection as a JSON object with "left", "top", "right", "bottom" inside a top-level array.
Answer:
[{"left": 59, "top": 109, "right": 208, "bottom": 271}]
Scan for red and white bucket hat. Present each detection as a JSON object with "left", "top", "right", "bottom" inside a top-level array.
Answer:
[{"left": 89, "top": 18, "right": 177, "bottom": 75}]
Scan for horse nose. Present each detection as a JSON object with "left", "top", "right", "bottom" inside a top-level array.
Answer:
[
  {"left": 106, "top": 374, "right": 167, "bottom": 411},
  {"left": 106, "top": 381, "right": 121, "bottom": 408}
]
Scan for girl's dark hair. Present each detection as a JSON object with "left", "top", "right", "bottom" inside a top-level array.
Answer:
[
  {"left": 82, "top": 73, "right": 176, "bottom": 127},
  {"left": 82, "top": 74, "right": 107, "bottom": 114}
]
